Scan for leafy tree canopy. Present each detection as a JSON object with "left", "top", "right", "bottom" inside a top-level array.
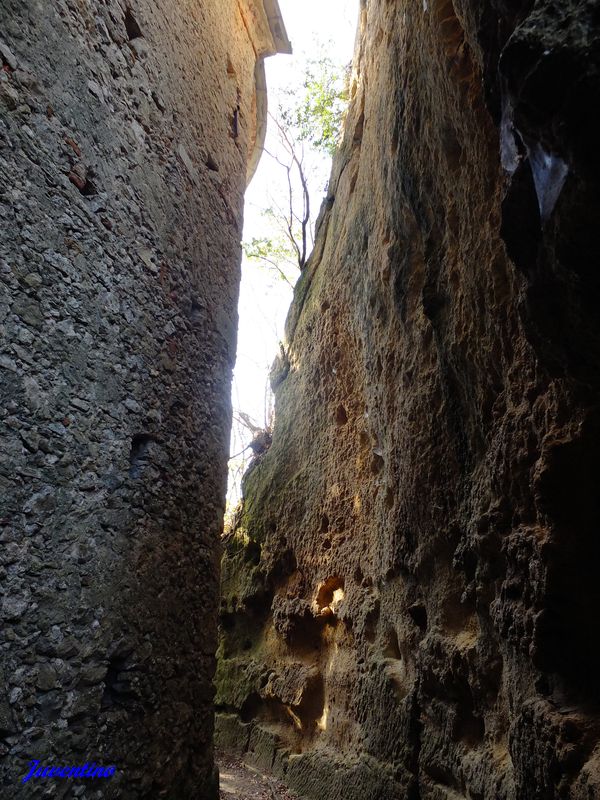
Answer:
[{"left": 280, "top": 53, "right": 350, "bottom": 157}]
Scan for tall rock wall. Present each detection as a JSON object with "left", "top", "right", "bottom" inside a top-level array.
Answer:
[
  {"left": 0, "top": 0, "right": 286, "bottom": 796},
  {"left": 218, "top": 1, "right": 600, "bottom": 798}
]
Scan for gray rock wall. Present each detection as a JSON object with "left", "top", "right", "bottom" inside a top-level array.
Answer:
[{"left": 0, "top": 0, "right": 262, "bottom": 795}]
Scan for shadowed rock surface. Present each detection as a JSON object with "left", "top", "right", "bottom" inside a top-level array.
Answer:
[
  {"left": 218, "top": 1, "right": 600, "bottom": 798},
  {"left": 0, "top": 0, "right": 287, "bottom": 796}
]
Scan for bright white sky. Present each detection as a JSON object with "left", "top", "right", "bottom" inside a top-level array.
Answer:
[{"left": 229, "top": 0, "right": 359, "bottom": 503}]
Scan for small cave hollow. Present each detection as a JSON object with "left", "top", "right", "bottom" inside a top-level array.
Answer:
[
  {"left": 335, "top": 404, "right": 348, "bottom": 426},
  {"left": 382, "top": 627, "right": 402, "bottom": 660},
  {"left": 80, "top": 174, "right": 98, "bottom": 197},
  {"left": 371, "top": 450, "right": 384, "bottom": 474},
  {"left": 101, "top": 653, "right": 134, "bottom": 710},
  {"left": 244, "top": 539, "right": 261, "bottom": 566},
  {"left": 124, "top": 8, "right": 143, "bottom": 41},
  {"left": 408, "top": 603, "right": 428, "bottom": 631},
  {"left": 316, "top": 576, "right": 345, "bottom": 612},
  {"left": 129, "top": 433, "right": 156, "bottom": 479}
]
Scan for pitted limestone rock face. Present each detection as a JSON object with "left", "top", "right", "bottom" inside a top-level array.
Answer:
[
  {"left": 218, "top": 1, "right": 600, "bottom": 798},
  {"left": 0, "top": 0, "right": 285, "bottom": 796}
]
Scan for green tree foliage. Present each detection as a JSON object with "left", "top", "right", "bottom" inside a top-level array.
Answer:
[
  {"left": 243, "top": 228, "right": 297, "bottom": 287},
  {"left": 247, "top": 47, "right": 350, "bottom": 279},
  {"left": 281, "top": 53, "right": 350, "bottom": 157},
  {"left": 228, "top": 48, "right": 351, "bottom": 512}
]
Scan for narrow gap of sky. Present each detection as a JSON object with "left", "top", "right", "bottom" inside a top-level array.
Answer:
[{"left": 229, "top": 0, "right": 359, "bottom": 504}]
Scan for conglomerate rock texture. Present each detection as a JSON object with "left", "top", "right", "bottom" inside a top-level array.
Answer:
[
  {"left": 0, "top": 0, "right": 285, "bottom": 796},
  {"left": 218, "top": 1, "right": 600, "bottom": 798}
]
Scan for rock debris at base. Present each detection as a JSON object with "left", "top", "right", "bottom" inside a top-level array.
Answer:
[{"left": 218, "top": 753, "right": 300, "bottom": 800}]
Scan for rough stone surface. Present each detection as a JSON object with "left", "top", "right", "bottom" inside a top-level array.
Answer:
[
  {"left": 217, "top": 750, "right": 301, "bottom": 800},
  {"left": 0, "top": 0, "right": 284, "bottom": 796},
  {"left": 218, "top": 1, "right": 600, "bottom": 798}
]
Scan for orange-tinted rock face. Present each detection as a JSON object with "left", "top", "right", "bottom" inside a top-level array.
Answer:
[{"left": 218, "top": 1, "right": 600, "bottom": 797}]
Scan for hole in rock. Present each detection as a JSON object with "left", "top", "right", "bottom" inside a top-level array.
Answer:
[
  {"left": 129, "top": 433, "right": 156, "bottom": 479},
  {"left": 240, "top": 693, "right": 262, "bottom": 723},
  {"left": 382, "top": 627, "right": 402, "bottom": 660},
  {"left": 189, "top": 299, "right": 203, "bottom": 324},
  {"left": 371, "top": 451, "right": 384, "bottom": 474},
  {"left": 80, "top": 176, "right": 98, "bottom": 197},
  {"left": 69, "top": 166, "right": 98, "bottom": 197},
  {"left": 316, "top": 576, "right": 345, "bottom": 611},
  {"left": 220, "top": 612, "right": 235, "bottom": 632},
  {"left": 244, "top": 540, "right": 261, "bottom": 565},
  {"left": 102, "top": 653, "right": 135, "bottom": 710},
  {"left": 364, "top": 601, "right": 380, "bottom": 643},
  {"left": 422, "top": 284, "right": 446, "bottom": 321},
  {"left": 297, "top": 673, "right": 325, "bottom": 732},
  {"left": 456, "top": 707, "right": 485, "bottom": 746},
  {"left": 335, "top": 404, "right": 348, "bottom": 426},
  {"left": 385, "top": 487, "right": 395, "bottom": 508},
  {"left": 408, "top": 603, "right": 428, "bottom": 631},
  {"left": 124, "top": 8, "right": 143, "bottom": 40}
]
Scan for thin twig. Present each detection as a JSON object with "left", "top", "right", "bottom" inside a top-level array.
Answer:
[{"left": 228, "top": 444, "right": 250, "bottom": 461}]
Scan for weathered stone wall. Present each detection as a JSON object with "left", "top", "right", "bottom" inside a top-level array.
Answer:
[
  {"left": 0, "top": 0, "right": 285, "bottom": 796},
  {"left": 218, "top": 1, "right": 600, "bottom": 798}
]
